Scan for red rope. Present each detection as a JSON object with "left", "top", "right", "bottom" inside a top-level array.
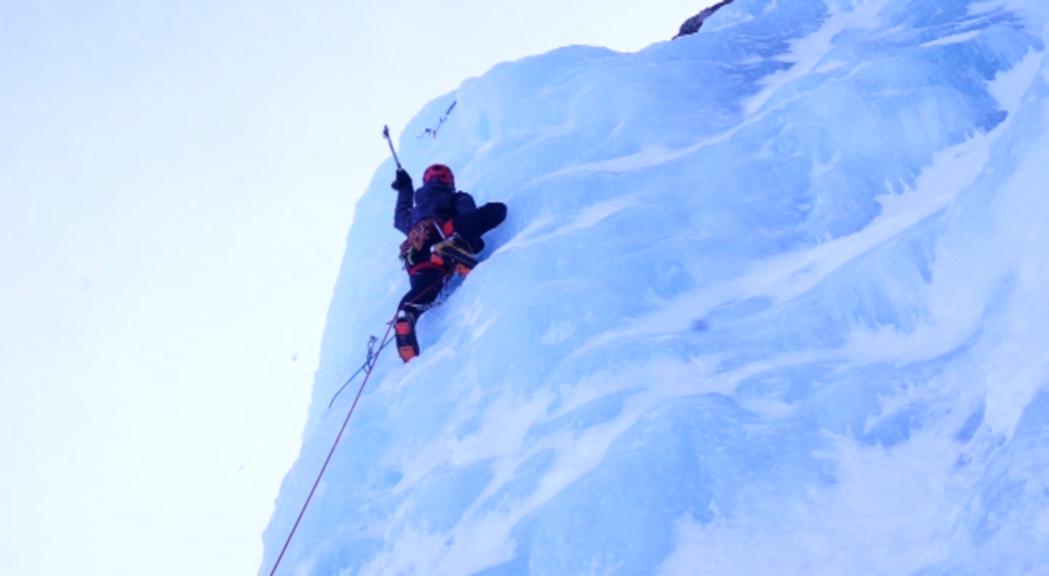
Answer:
[
  {"left": 267, "top": 271, "right": 451, "bottom": 575},
  {"left": 268, "top": 319, "right": 395, "bottom": 576}
]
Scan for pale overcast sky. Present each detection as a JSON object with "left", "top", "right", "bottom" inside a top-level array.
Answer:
[{"left": 0, "top": 1, "right": 714, "bottom": 574}]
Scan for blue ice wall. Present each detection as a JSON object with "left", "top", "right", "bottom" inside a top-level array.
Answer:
[{"left": 263, "top": 1, "right": 1049, "bottom": 574}]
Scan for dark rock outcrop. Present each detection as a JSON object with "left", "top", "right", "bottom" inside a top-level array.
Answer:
[{"left": 673, "top": 0, "right": 736, "bottom": 39}]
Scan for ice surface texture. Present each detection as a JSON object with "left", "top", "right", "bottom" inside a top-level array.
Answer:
[{"left": 263, "top": 1, "right": 1049, "bottom": 574}]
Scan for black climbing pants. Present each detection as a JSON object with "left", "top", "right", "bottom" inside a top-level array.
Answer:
[{"left": 398, "top": 202, "right": 507, "bottom": 317}]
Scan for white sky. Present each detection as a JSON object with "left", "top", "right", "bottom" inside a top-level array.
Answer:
[{"left": 0, "top": 1, "right": 714, "bottom": 574}]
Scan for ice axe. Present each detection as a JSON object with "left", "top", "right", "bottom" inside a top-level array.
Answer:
[{"left": 382, "top": 125, "right": 403, "bottom": 170}]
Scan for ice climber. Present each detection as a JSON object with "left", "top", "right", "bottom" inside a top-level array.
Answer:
[{"left": 391, "top": 163, "right": 507, "bottom": 362}]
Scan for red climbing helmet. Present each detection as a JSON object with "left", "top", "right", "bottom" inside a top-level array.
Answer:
[{"left": 423, "top": 163, "right": 455, "bottom": 187}]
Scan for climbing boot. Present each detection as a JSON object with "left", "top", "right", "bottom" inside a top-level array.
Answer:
[
  {"left": 394, "top": 311, "right": 419, "bottom": 363},
  {"left": 431, "top": 234, "right": 479, "bottom": 276}
]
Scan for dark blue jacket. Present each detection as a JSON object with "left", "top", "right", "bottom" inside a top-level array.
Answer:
[{"left": 393, "top": 175, "right": 477, "bottom": 235}]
